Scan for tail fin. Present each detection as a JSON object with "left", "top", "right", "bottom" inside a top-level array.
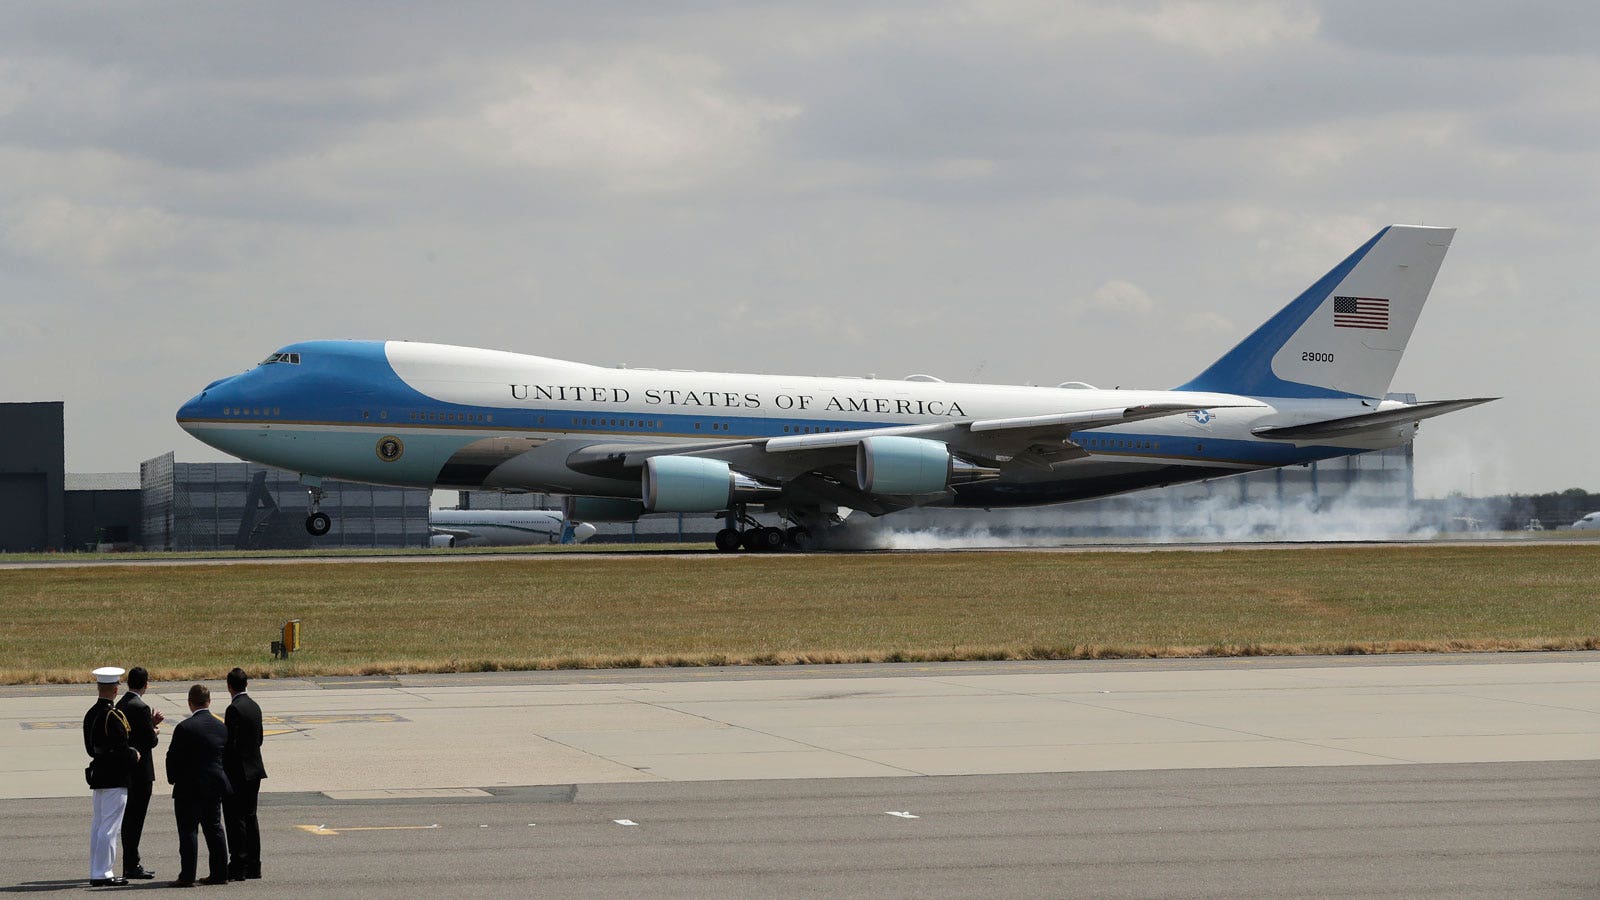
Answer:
[{"left": 1177, "top": 225, "right": 1455, "bottom": 399}]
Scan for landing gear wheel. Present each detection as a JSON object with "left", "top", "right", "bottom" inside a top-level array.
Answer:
[
  {"left": 754, "top": 527, "right": 786, "bottom": 552},
  {"left": 714, "top": 528, "right": 742, "bottom": 553},
  {"left": 306, "top": 512, "right": 331, "bottom": 536},
  {"left": 785, "top": 526, "right": 810, "bottom": 550}
]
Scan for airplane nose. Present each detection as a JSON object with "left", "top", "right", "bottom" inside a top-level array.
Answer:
[{"left": 176, "top": 390, "right": 207, "bottom": 428}]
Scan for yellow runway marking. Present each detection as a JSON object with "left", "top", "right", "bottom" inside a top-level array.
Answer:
[{"left": 296, "top": 823, "right": 439, "bottom": 836}]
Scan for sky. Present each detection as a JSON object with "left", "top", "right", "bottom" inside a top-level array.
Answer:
[{"left": 2, "top": 1, "right": 1596, "bottom": 498}]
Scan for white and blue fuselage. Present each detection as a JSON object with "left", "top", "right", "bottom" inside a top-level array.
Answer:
[{"left": 175, "top": 225, "right": 1490, "bottom": 530}]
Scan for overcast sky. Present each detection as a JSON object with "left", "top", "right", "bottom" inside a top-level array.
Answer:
[{"left": 3, "top": 1, "right": 1595, "bottom": 497}]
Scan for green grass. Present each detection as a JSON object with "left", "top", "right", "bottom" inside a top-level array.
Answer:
[{"left": 1, "top": 545, "right": 1596, "bottom": 683}]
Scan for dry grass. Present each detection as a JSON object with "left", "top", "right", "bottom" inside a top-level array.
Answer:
[{"left": 1, "top": 545, "right": 1596, "bottom": 684}]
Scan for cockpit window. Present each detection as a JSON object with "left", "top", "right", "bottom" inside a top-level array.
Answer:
[{"left": 260, "top": 352, "right": 302, "bottom": 366}]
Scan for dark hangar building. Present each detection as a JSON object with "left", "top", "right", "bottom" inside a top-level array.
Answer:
[{"left": 0, "top": 401, "right": 66, "bottom": 552}]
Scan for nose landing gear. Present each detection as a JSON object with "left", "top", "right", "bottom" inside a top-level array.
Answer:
[{"left": 303, "top": 478, "right": 332, "bottom": 536}]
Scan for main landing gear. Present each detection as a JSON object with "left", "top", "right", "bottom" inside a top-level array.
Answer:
[
  {"left": 304, "top": 479, "right": 331, "bottom": 536},
  {"left": 713, "top": 508, "right": 809, "bottom": 553}
]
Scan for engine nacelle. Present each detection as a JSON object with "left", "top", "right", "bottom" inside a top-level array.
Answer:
[
  {"left": 642, "top": 455, "right": 781, "bottom": 513},
  {"left": 856, "top": 436, "right": 952, "bottom": 495},
  {"left": 429, "top": 534, "right": 456, "bottom": 549},
  {"left": 561, "top": 495, "right": 647, "bottom": 523},
  {"left": 642, "top": 455, "right": 733, "bottom": 512}
]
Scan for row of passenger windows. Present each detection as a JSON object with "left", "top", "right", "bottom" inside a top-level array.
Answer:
[
  {"left": 408, "top": 411, "right": 494, "bottom": 423},
  {"left": 1086, "top": 437, "right": 1161, "bottom": 451},
  {"left": 221, "top": 407, "right": 281, "bottom": 417},
  {"left": 781, "top": 425, "right": 842, "bottom": 434},
  {"left": 574, "top": 417, "right": 663, "bottom": 429}
]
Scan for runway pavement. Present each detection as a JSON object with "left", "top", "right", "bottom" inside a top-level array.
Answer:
[
  {"left": 5, "top": 762, "right": 1597, "bottom": 896},
  {"left": 5, "top": 652, "right": 1599, "bottom": 894}
]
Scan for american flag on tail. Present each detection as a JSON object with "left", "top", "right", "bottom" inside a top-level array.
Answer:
[{"left": 1333, "top": 296, "right": 1389, "bottom": 330}]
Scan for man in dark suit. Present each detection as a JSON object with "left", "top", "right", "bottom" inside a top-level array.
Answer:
[
  {"left": 115, "top": 666, "right": 164, "bottom": 880},
  {"left": 223, "top": 667, "right": 267, "bottom": 881},
  {"left": 166, "top": 684, "right": 232, "bottom": 887}
]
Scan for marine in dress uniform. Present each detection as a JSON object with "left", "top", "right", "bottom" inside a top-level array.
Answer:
[
  {"left": 223, "top": 667, "right": 267, "bottom": 880},
  {"left": 115, "top": 666, "right": 163, "bottom": 880},
  {"left": 83, "top": 666, "right": 138, "bottom": 887},
  {"left": 166, "top": 684, "right": 233, "bottom": 887}
]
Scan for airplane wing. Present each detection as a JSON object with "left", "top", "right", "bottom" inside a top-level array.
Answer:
[
  {"left": 1250, "top": 398, "right": 1496, "bottom": 441},
  {"left": 429, "top": 526, "right": 476, "bottom": 541},
  {"left": 566, "top": 402, "right": 1241, "bottom": 481}
]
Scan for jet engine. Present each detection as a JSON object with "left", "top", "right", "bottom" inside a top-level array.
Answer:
[
  {"left": 855, "top": 436, "right": 998, "bottom": 495},
  {"left": 562, "top": 496, "right": 647, "bottom": 523},
  {"left": 856, "top": 436, "right": 952, "bottom": 494},
  {"left": 642, "top": 455, "right": 780, "bottom": 513}
]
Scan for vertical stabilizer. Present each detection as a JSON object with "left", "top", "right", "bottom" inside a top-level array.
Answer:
[{"left": 1177, "top": 225, "right": 1454, "bottom": 399}]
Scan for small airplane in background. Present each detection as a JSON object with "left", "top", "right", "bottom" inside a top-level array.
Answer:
[
  {"left": 178, "top": 225, "right": 1493, "bottom": 551},
  {"left": 428, "top": 507, "right": 597, "bottom": 548}
]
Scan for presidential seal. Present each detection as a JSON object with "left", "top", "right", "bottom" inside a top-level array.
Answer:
[{"left": 376, "top": 435, "right": 405, "bottom": 462}]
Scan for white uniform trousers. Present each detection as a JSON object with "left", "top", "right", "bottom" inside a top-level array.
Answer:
[{"left": 89, "top": 787, "right": 128, "bottom": 880}]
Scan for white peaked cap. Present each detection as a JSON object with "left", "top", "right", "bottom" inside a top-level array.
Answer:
[{"left": 93, "top": 666, "right": 126, "bottom": 684}]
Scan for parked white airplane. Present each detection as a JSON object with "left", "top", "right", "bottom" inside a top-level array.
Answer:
[
  {"left": 178, "top": 225, "right": 1492, "bottom": 551},
  {"left": 429, "top": 508, "right": 598, "bottom": 547}
]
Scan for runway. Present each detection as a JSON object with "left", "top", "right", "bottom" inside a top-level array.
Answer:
[
  {"left": 6, "top": 652, "right": 1599, "bottom": 894},
  {"left": 6, "top": 762, "right": 1597, "bottom": 896}
]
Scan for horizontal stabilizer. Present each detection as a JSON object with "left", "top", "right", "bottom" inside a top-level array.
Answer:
[{"left": 1251, "top": 398, "right": 1496, "bottom": 441}]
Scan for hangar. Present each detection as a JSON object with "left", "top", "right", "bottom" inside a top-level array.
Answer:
[{"left": 0, "top": 402, "right": 65, "bottom": 552}]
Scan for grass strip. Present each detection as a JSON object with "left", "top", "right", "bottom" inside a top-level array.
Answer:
[{"left": 1, "top": 545, "right": 1595, "bottom": 684}]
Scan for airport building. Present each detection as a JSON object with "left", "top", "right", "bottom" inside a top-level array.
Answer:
[
  {"left": 64, "top": 473, "right": 143, "bottom": 550},
  {"left": 0, "top": 402, "right": 66, "bottom": 552},
  {"left": 140, "top": 453, "right": 431, "bottom": 551}
]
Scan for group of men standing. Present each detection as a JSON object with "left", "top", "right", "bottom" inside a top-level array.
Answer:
[{"left": 83, "top": 666, "right": 268, "bottom": 888}]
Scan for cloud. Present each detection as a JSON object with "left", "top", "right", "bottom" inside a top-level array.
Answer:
[
  {"left": 1, "top": 197, "right": 181, "bottom": 268},
  {"left": 480, "top": 52, "right": 800, "bottom": 192},
  {"left": 1070, "top": 279, "right": 1158, "bottom": 321}
]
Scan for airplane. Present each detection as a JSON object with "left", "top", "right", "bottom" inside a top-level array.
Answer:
[
  {"left": 177, "top": 224, "right": 1493, "bottom": 552},
  {"left": 429, "top": 507, "right": 598, "bottom": 547}
]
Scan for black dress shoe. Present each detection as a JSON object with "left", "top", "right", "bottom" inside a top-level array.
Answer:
[
  {"left": 245, "top": 872, "right": 261, "bottom": 880},
  {"left": 168, "top": 879, "right": 195, "bottom": 888},
  {"left": 126, "top": 867, "right": 158, "bottom": 880},
  {"left": 199, "top": 875, "right": 230, "bottom": 885},
  {"left": 90, "top": 877, "right": 130, "bottom": 887}
]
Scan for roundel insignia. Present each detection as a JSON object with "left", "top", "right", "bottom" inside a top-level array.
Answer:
[{"left": 376, "top": 435, "right": 405, "bottom": 462}]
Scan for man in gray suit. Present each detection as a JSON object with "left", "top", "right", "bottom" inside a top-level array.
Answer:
[{"left": 165, "top": 684, "right": 232, "bottom": 887}]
